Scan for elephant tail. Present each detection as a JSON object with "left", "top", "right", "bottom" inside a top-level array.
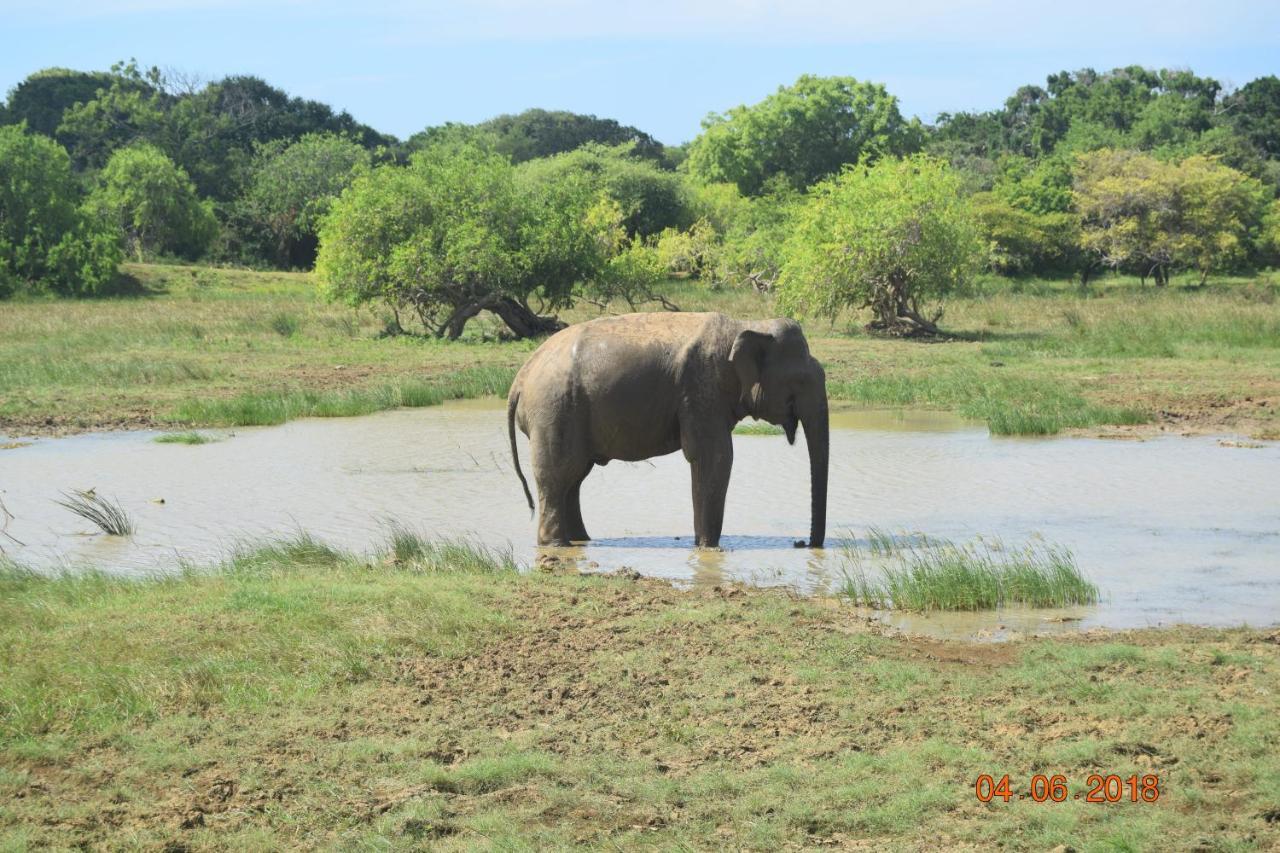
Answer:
[{"left": 508, "top": 390, "right": 535, "bottom": 515}]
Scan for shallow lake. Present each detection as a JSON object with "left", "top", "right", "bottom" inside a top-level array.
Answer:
[{"left": 2, "top": 398, "right": 1277, "bottom": 639}]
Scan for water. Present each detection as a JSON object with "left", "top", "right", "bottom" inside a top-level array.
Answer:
[{"left": 2, "top": 399, "right": 1277, "bottom": 639}]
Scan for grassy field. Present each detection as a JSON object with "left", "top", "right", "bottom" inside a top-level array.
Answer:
[
  {"left": 1, "top": 540, "right": 1277, "bottom": 849},
  {"left": 1, "top": 262, "right": 1278, "bottom": 438}
]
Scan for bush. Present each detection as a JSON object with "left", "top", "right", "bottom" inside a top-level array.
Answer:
[
  {"left": 86, "top": 143, "right": 217, "bottom": 261},
  {"left": 0, "top": 124, "right": 120, "bottom": 297},
  {"left": 317, "top": 143, "right": 616, "bottom": 339},
  {"left": 778, "top": 155, "right": 983, "bottom": 334}
]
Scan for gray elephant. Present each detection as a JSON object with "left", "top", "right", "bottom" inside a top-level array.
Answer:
[{"left": 506, "top": 312, "right": 828, "bottom": 548}]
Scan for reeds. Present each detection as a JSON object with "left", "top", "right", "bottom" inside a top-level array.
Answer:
[
  {"left": 154, "top": 431, "right": 217, "bottom": 444},
  {"left": 382, "top": 523, "right": 518, "bottom": 573},
  {"left": 733, "top": 420, "right": 784, "bottom": 436},
  {"left": 840, "top": 531, "right": 1098, "bottom": 611},
  {"left": 54, "top": 490, "right": 135, "bottom": 536}
]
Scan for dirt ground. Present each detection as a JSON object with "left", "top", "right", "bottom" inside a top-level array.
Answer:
[{"left": 4, "top": 569, "right": 1278, "bottom": 849}]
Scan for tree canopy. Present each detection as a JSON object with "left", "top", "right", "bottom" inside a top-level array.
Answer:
[
  {"left": 778, "top": 155, "right": 983, "bottom": 335},
  {"left": 86, "top": 144, "right": 217, "bottom": 261},
  {"left": 687, "top": 75, "right": 923, "bottom": 195},
  {"left": 476, "top": 109, "right": 665, "bottom": 164},
  {"left": 1074, "top": 149, "right": 1268, "bottom": 284},
  {"left": 238, "top": 133, "right": 371, "bottom": 268},
  {"left": 316, "top": 144, "right": 618, "bottom": 339},
  {"left": 515, "top": 143, "right": 691, "bottom": 237},
  {"left": 0, "top": 124, "right": 120, "bottom": 297}
]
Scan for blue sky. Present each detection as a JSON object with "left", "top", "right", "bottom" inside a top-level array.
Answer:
[{"left": 3, "top": 1, "right": 1278, "bottom": 144}]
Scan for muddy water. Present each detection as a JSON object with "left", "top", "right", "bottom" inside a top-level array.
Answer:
[{"left": 2, "top": 399, "right": 1277, "bottom": 639}]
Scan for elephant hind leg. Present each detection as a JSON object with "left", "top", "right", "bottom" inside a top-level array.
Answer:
[{"left": 533, "top": 458, "right": 593, "bottom": 547}]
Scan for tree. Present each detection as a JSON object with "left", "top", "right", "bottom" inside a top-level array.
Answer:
[
  {"left": 316, "top": 144, "right": 617, "bottom": 339},
  {"left": 1074, "top": 150, "right": 1267, "bottom": 285},
  {"left": 86, "top": 144, "right": 217, "bottom": 260},
  {"left": 475, "top": 109, "right": 664, "bottom": 163},
  {"left": 1, "top": 68, "right": 121, "bottom": 137},
  {"left": 975, "top": 156, "right": 1083, "bottom": 277},
  {"left": 515, "top": 143, "right": 691, "bottom": 238},
  {"left": 1224, "top": 76, "right": 1280, "bottom": 159},
  {"left": 166, "top": 74, "right": 393, "bottom": 200},
  {"left": 778, "top": 155, "right": 983, "bottom": 335},
  {"left": 0, "top": 125, "right": 120, "bottom": 297},
  {"left": 56, "top": 60, "right": 168, "bottom": 170},
  {"left": 1172, "top": 155, "right": 1270, "bottom": 282},
  {"left": 691, "top": 181, "right": 799, "bottom": 291},
  {"left": 239, "top": 133, "right": 370, "bottom": 268},
  {"left": 929, "top": 66, "right": 1225, "bottom": 160},
  {"left": 687, "top": 75, "right": 923, "bottom": 195}
]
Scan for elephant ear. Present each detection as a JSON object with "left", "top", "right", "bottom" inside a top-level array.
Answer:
[{"left": 729, "top": 330, "right": 774, "bottom": 404}]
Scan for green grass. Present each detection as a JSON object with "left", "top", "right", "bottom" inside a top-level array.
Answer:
[
  {"left": 167, "top": 365, "right": 517, "bottom": 426},
  {"left": 840, "top": 533, "right": 1100, "bottom": 610},
  {"left": 52, "top": 490, "right": 135, "bottom": 536},
  {"left": 153, "top": 431, "right": 218, "bottom": 444},
  {"left": 733, "top": 419, "right": 784, "bottom": 436},
  {"left": 0, "top": 540, "right": 1276, "bottom": 848},
  {"left": 2, "top": 263, "right": 1278, "bottom": 437},
  {"left": 829, "top": 371, "right": 1150, "bottom": 436}
]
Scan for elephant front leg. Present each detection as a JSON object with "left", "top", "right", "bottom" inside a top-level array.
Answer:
[
  {"left": 688, "top": 440, "right": 733, "bottom": 548},
  {"left": 567, "top": 475, "right": 591, "bottom": 542}
]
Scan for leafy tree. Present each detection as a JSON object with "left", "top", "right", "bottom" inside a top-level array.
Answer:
[
  {"left": 1, "top": 68, "right": 122, "bottom": 137},
  {"left": 475, "top": 109, "right": 664, "bottom": 163},
  {"left": 0, "top": 125, "right": 120, "bottom": 297},
  {"left": 86, "top": 144, "right": 217, "bottom": 260},
  {"left": 1224, "top": 76, "right": 1280, "bottom": 159},
  {"left": 1074, "top": 150, "right": 1267, "bottom": 284},
  {"left": 56, "top": 60, "right": 168, "bottom": 170},
  {"left": 973, "top": 194, "right": 1081, "bottom": 277},
  {"left": 515, "top": 143, "right": 691, "bottom": 237},
  {"left": 1260, "top": 200, "right": 1280, "bottom": 266},
  {"left": 778, "top": 155, "right": 983, "bottom": 335},
  {"left": 316, "top": 144, "right": 617, "bottom": 339},
  {"left": 239, "top": 133, "right": 371, "bottom": 268},
  {"left": 654, "top": 219, "right": 718, "bottom": 280},
  {"left": 975, "top": 156, "right": 1083, "bottom": 276},
  {"left": 166, "top": 75, "right": 393, "bottom": 200},
  {"left": 931, "top": 66, "right": 1224, "bottom": 160},
  {"left": 687, "top": 75, "right": 923, "bottom": 195}
]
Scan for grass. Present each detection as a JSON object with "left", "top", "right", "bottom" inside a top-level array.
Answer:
[
  {"left": 840, "top": 532, "right": 1100, "bottom": 611},
  {"left": 829, "top": 371, "right": 1151, "bottom": 436},
  {"left": 0, "top": 540, "right": 1276, "bottom": 848},
  {"left": 52, "top": 489, "right": 135, "bottom": 536},
  {"left": 0, "top": 262, "right": 1277, "bottom": 437},
  {"left": 733, "top": 419, "right": 784, "bottom": 435},
  {"left": 168, "top": 365, "right": 516, "bottom": 426},
  {"left": 153, "top": 431, "right": 218, "bottom": 444}
]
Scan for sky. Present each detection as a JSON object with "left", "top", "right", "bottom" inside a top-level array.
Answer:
[{"left": 2, "top": 1, "right": 1278, "bottom": 144}]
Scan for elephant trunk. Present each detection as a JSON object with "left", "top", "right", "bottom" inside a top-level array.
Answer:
[{"left": 802, "top": 400, "right": 828, "bottom": 549}]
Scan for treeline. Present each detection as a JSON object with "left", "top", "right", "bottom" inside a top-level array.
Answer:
[{"left": 2, "top": 61, "right": 1279, "bottom": 336}]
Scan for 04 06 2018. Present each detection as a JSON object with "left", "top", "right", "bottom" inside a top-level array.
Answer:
[{"left": 975, "top": 774, "right": 1161, "bottom": 804}]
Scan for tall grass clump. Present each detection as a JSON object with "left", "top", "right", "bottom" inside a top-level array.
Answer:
[
  {"left": 168, "top": 365, "right": 517, "bottom": 427},
  {"left": 382, "top": 524, "right": 519, "bottom": 574},
  {"left": 224, "top": 531, "right": 349, "bottom": 576},
  {"left": 733, "top": 420, "right": 784, "bottom": 436},
  {"left": 54, "top": 490, "right": 135, "bottom": 536},
  {"left": 840, "top": 532, "right": 1098, "bottom": 611},
  {"left": 269, "top": 312, "right": 301, "bottom": 337}
]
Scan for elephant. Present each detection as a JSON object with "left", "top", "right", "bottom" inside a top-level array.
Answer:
[{"left": 506, "top": 312, "right": 828, "bottom": 549}]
